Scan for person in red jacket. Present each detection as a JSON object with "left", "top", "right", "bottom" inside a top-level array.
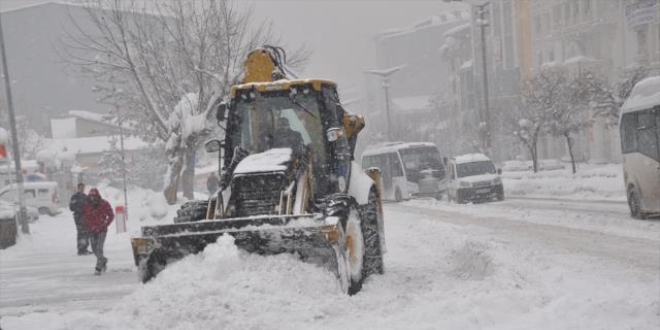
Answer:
[{"left": 82, "top": 188, "right": 114, "bottom": 275}]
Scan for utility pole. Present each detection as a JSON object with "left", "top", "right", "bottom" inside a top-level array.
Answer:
[
  {"left": 444, "top": 0, "right": 492, "bottom": 154},
  {"left": 477, "top": 2, "right": 492, "bottom": 154},
  {"left": 0, "top": 13, "right": 29, "bottom": 234},
  {"left": 118, "top": 115, "right": 128, "bottom": 222},
  {"left": 364, "top": 65, "right": 405, "bottom": 141}
]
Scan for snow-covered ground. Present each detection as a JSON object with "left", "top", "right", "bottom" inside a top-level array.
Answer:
[
  {"left": 502, "top": 164, "right": 626, "bottom": 202},
  {"left": 1, "top": 184, "right": 658, "bottom": 329}
]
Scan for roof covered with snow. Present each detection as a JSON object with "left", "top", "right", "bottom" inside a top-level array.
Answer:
[
  {"left": 377, "top": 10, "right": 470, "bottom": 40},
  {"left": 42, "top": 136, "right": 150, "bottom": 155},
  {"left": 50, "top": 118, "right": 77, "bottom": 139},
  {"left": 362, "top": 142, "right": 437, "bottom": 157},
  {"left": 444, "top": 22, "right": 471, "bottom": 37},
  {"left": 392, "top": 95, "right": 434, "bottom": 112},
  {"left": 453, "top": 153, "right": 491, "bottom": 164},
  {"left": 621, "top": 76, "right": 660, "bottom": 114}
]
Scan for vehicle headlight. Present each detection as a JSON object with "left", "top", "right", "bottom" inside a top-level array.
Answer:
[
  {"left": 493, "top": 177, "right": 501, "bottom": 184},
  {"left": 459, "top": 181, "right": 471, "bottom": 188}
]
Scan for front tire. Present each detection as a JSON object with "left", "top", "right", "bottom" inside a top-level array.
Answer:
[
  {"left": 342, "top": 189, "right": 384, "bottom": 295},
  {"left": 628, "top": 188, "right": 646, "bottom": 219}
]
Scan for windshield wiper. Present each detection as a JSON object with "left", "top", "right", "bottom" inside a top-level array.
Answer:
[{"left": 290, "top": 97, "right": 317, "bottom": 119}]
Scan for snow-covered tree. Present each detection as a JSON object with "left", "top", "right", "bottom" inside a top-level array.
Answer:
[
  {"left": 98, "top": 138, "right": 130, "bottom": 187},
  {"left": 129, "top": 146, "right": 168, "bottom": 191},
  {"left": 63, "top": 0, "right": 309, "bottom": 203},
  {"left": 545, "top": 70, "right": 596, "bottom": 174},
  {"left": 16, "top": 117, "right": 44, "bottom": 160},
  {"left": 514, "top": 67, "right": 568, "bottom": 172}
]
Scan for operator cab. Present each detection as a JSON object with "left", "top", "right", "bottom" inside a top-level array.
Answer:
[{"left": 224, "top": 79, "right": 353, "bottom": 198}]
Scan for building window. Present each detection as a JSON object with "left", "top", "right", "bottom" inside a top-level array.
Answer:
[
  {"left": 548, "top": 50, "right": 555, "bottom": 62},
  {"left": 535, "top": 16, "right": 541, "bottom": 36},
  {"left": 564, "top": 3, "right": 571, "bottom": 26},
  {"left": 572, "top": 1, "right": 579, "bottom": 24},
  {"left": 553, "top": 6, "right": 561, "bottom": 30},
  {"left": 583, "top": 0, "right": 591, "bottom": 20}
]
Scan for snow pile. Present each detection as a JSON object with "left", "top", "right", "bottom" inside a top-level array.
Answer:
[
  {"left": 2, "top": 202, "right": 659, "bottom": 329},
  {"left": 502, "top": 164, "right": 625, "bottom": 201},
  {"left": 0, "top": 127, "right": 9, "bottom": 144},
  {"left": 108, "top": 235, "right": 343, "bottom": 330}
]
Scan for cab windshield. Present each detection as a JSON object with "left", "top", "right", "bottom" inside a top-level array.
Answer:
[
  {"left": 456, "top": 161, "right": 496, "bottom": 178},
  {"left": 399, "top": 147, "right": 443, "bottom": 172},
  {"left": 231, "top": 92, "right": 326, "bottom": 163}
]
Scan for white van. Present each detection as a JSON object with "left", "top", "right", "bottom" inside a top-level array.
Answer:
[
  {"left": 619, "top": 76, "right": 660, "bottom": 219},
  {"left": 446, "top": 153, "right": 503, "bottom": 203},
  {"left": 0, "top": 181, "right": 61, "bottom": 215},
  {"left": 361, "top": 142, "right": 446, "bottom": 201}
]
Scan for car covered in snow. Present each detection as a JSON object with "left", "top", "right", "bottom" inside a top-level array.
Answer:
[
  {"left": 446, "top": 153, "right": 503, "bottom": 203},
  {"left": 501, "top": 160, "right": 530, "bottom": 172},
  {"left": 0, "top": 200, "right": 39, "bottom": 223},
  {"left": 0, "top": 181, "right": 61, "bottom": 215}
]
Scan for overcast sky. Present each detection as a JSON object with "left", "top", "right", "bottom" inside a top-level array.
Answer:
[{"left": 0, "top": 0, "right": 465, "bottom": 93}]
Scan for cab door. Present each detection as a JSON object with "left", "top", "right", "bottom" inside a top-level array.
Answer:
[
  {"left": 447, "top": 162, "right": 457, "bottom": 199},
  {"left": 639, "top": 109, "right": 660, "bottom": 213}
]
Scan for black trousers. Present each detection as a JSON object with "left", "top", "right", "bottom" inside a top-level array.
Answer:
[
  {"left": 74, "top": 214, "right": 89, "bottom": 253},
  {"left": 90, "top": 230, "right": 108, "bottom": 271}
]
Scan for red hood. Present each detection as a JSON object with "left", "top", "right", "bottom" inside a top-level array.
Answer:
[{"left": 88, "top": 188, "right": 101, "bottom": 198}]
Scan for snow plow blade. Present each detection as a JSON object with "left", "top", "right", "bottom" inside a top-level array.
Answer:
[{"left": 131, "top": 214, "right": 343, "bottom": 283}]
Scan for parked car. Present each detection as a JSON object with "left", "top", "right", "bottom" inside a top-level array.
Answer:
[
  {"left": 0, "top": 200, "right": 39, "bottom": 222},
  {"left": 501, "top": 160, "right": 530, "bottom": 172},
  {"left": 538, "top": 159, "right": 565, "bottom": 171},
  {"left": 0, "top": 181, "right": 61, "bottom": 215},
  {"left": 446, "top": 153, "right": 504, "bottom": 203}
]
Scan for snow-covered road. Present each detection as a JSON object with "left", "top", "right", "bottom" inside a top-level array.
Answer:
[{"left": 1, "top": 198, "right": 658, "bottom": 329}]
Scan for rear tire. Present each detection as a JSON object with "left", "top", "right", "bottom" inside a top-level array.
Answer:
[
  {"left": 394, "top": 188, "right": 402, "bottom": 202},
  {"left": 455, "top": 191, "right": 464, "bottom": 204},
  {"left": 628, "top": 188, "right": 646, "bottom": 219}
]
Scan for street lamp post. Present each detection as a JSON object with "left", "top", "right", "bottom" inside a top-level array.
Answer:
[
  {"left": 476, "top": 2, "right": 492, "bottom": 154},
  {"left": 364, "top": 65, "right": 405, "bottom": 141},
  {"left": 0, "top": 13, "right": 28, "bottom": 234}
]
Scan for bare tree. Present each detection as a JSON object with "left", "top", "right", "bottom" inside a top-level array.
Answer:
[
  {"left": 62, "top": 0, "right": 309, "bottom": 204},
  {"left": 515, "top": 67, "right": 568, "bottom": 172},
  {"left": 546, "top": 69, "right": 597, "bottom": 174}
]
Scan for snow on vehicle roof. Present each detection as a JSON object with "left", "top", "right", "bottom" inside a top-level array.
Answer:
[
  {"left": 621, "top": 76, "right": 660, "bottom": 114},
  {"left": 42, "top": 135, "right": 150, "bottom": 155},
  {"left": 362, "top": 142, "right": 437, "bottom": 157},
  {"left": 234, "top": 148, "right": 292, "bottom": 175},
  {"left": 231, "top": 78, "right": 337, "bottom": 96},
  {"left": 453, "top": 153, "right": 491, "bottom": 164},
  {"left": 0, "top": 181, "right": 59, "bottom": 193}
]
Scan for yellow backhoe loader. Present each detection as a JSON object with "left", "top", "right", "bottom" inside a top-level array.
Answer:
[{"left": 131, "top": 46, "right": 385, "bottom": 295}]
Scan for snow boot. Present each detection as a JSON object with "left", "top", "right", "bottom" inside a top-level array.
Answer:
[{"left": 94, "top": 268, "right": 102, "bottom": 276}]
